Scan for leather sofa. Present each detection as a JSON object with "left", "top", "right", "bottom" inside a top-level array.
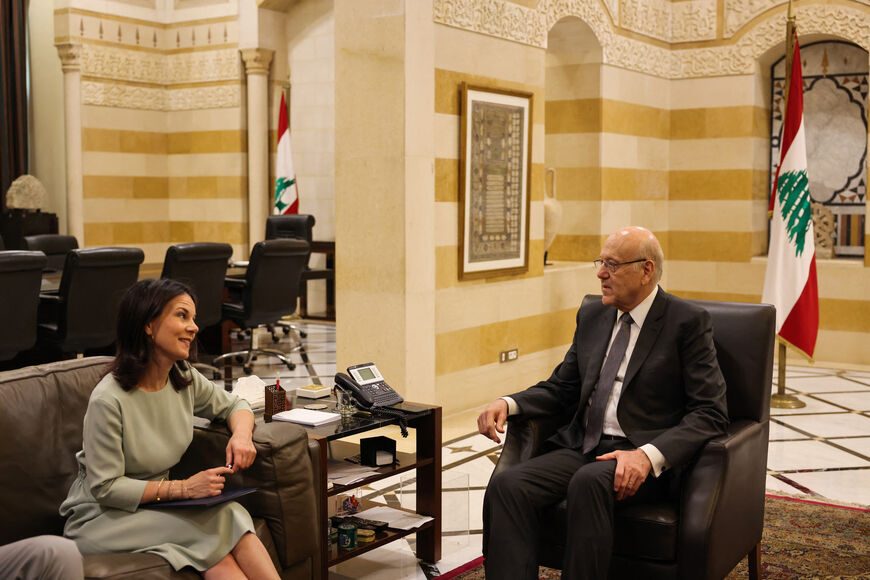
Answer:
[{"left": 0, "top": 357, "right": 323, "bottom": 579}]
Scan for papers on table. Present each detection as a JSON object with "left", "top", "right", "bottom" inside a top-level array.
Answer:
[
  {"left": 353, "top": 505, "right": 433, "bottom": 531},
  {"left": 232, "top": 375, "right": 266, "bottom": 410},
  {"left": 272, "top": 408, "right": 340, "bottom": 426},
  {"left": 327, "top": 459, "right": 380, "bottom": 487}
]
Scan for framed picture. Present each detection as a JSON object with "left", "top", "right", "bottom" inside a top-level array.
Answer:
[{"left": 458, "top": 83, "right": 533, "bottom": 280}]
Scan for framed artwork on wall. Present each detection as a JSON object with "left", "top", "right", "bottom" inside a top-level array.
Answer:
[{"left": 458, "top": 83, "right": 533, "bottom": 281}]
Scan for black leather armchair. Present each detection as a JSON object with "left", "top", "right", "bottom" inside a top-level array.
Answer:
[
  {"left": 37, "top": 247, "right": 144, "bottom": 357},
  {"left": 491, "top": 296, "right": 775, "bottom": 580},
  {"left": 213, "top": 239, "right": 309, "bottom": 375},
  {"left": 23, "top": 234, "right": 79, "bottom": 271},
  {"left": 0, "top": 250, "right": 48, "bottom": 364}
]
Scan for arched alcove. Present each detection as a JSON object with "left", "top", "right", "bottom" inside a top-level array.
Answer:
[
  {"left": 543, "top": 16, "right": 603, "bottom": 263},
  {"left": 768, "top": 40, "right": 868, "bottom": 259}
]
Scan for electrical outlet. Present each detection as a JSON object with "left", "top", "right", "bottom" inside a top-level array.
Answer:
[{"left": 500, "top": 348, "right": 519, "bottom": 363}]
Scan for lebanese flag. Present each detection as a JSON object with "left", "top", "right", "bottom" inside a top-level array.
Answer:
[
  {"left": 762, "top": 34, "right": 818, "bottom": 360},
  {"left": 273, "top": 92, "right": 299, "bottom": 215}
]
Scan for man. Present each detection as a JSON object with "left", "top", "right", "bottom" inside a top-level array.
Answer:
[
  {"left": 0, "top": 536, "right": 84, "bottom": 580},
  {"left": 478, "top": 226, "right": 728, "bottom": 580}
]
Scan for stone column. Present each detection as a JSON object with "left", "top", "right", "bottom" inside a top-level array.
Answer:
[
  {"left": 241, "top": 48, "right": 274, "bottom": 250},
  {"left": 334, "top": 1, "right": 436, "bottom": 402},
  {"left": 55, "top": 43, "right": 84, "bottom": 243}
]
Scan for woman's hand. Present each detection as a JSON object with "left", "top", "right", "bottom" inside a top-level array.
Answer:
[
  {"left": 185, "top": 466, "right": 233, "bottom": 498},
  {"left": 226, "top": 433, "right": 256, "bottom": 473}
]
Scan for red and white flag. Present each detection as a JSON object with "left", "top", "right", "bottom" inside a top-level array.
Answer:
[
  {"left": 274, "top": 92, "right": 299, "bottom": 215},
  {"left": 762, "top": 34, "right": 818, "bottom": 360}
]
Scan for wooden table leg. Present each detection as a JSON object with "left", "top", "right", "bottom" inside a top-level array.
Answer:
[{"left": 414, "top": 407, "right": 442, "bottom": 563}]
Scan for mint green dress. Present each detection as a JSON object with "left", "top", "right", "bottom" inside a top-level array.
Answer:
[{"left": 60, "top": 368, "right": 255, "bottom": 572}]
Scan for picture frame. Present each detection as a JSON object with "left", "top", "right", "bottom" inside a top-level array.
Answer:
[{"left": 458, "top": 83, "right": 533, "bottom": 281}]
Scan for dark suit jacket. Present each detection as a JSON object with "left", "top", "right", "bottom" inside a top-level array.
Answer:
[{"left": 510, "top": 288, "right": 728, "bottom": 470}]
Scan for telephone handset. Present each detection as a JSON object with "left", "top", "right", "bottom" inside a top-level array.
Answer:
[{"left": 334, "top": 363, "right": 404, "bottom": 410}]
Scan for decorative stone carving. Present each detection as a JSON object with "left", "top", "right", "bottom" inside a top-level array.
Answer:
[
  {"left": 56, "top": 43, "right": 82, "bottom": 72},
  {"left": 670, "top": 0, "right": 717, "bottom": 42},
  {"left": 240, "top": 48, "right": 274, "bottom": 75},
  {"left": 435, "top": 0, "right": 547, "bottom": 47},
  {"left": 6, "top": 175, "right": 48, "bottom": 210},
  {"left": 812, "top": 202, "right": 836, "bottom": 259},
  {"left": 80, "top": 44, "right": 240, "bottom": 84},
  {"left": 82, "top": 80, "right": 241, "bottom": 111},
  {"left": 724, "top": 0, "right": 783, "bottom": 37},
  {"left": 676, "top": 4, "right": 870, "bottom": 77},
  {"left": 621, "top": 0, "right": 669, "bottom": 41},
  {"left": 433, "top": 0, "right": 870, "bottom": 79}
]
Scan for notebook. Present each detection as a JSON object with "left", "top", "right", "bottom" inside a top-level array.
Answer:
[
  {"left": 143, "top": 487, "right": 258, "bottom": 509},
  {"left": 272, "top": 408, "right": 340, "bottom": 426}
]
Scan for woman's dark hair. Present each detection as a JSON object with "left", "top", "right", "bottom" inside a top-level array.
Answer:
[{"left": 109, "top": 278, "right": 199, "bottom": 391}]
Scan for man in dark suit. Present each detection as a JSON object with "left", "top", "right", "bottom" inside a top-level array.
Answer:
[{"left": 477, "top": 226, "right": 728, "bottom": 580}]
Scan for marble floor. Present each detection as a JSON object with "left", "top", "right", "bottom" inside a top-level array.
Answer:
[{"left": 226, "top": 320, "right": 870, "bottom": 579}]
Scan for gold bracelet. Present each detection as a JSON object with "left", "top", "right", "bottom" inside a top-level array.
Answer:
[
  {"left": 156, "top": 478, "right": 166, "bottom": 502},
  {"left": 168, "top": 480, "right": 174, "bottom": 500}
]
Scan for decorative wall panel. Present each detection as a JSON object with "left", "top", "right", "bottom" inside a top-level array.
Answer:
[
  {"left": 82, "top": 80, "right": 241, "bottom": 110},
  {"left": 434, "top": 0, "right": 870, "bottom": 79}
]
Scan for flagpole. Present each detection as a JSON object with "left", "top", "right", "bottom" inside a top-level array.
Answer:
[{"left": 770, "top": 0, "right": 807, "bottom": 410}]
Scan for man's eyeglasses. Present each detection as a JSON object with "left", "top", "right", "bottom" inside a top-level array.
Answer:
[{"left": 593, "top": 258, "right": 647, "bottom": 273}]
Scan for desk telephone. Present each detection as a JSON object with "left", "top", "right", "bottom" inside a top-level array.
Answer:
[
  {"left": 335, "top": 363, "right": 403, "bottom": 409},
  {"left": 334, "top": 363, "right": 408, "bottom": 437}
]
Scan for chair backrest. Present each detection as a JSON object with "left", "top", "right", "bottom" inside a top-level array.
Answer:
[
  {"left": 55, "top": 247, "right": 144, "bottom": 351},
  {"left": 265, "top": 214, "right": 315, "bottom": 244},
  {"left": 0, "top": 357, "right": 112, "bottom": 543},
  {"left": 161, "top": 242, "right": 233, "bottom": 328},
  {"left": 241, "top": 239, "right": 310, "bottom": 326},
  {"left": 0, "top": 251, "right": 48, "bottom": 360},
  {"left": 23, "top": 234, "right": 79, "bottom": 271},
  {"left": 691, "top": 298, "right": 775, "bottom": 423},
  {"left": 581, "top": 294, "right": 775, "bottom": 423}
]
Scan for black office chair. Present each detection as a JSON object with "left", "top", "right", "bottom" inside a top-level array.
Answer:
[
  {"left": 0, "top": 251, "right": 48, "bottom": 365},
  {"left": 491, "top": 297, "right": 775, "bottom": 580},
  {"left": 161, "top": 242, "right": 234, "bottom": 378},
  {"left": 212, "top": 239, "right": 309, "bottom": 375},
  {"left": 265, "top": 214, "right": 334, "bottom": 318},
  {"left": 161, "top": 242, "right": 233, "bottom": 330},
  {"left": 37, "top": 247, "right": 144, "bottom": 358},
  {"left": 23, "top": 234, "right": 79, "bottom": 272}
]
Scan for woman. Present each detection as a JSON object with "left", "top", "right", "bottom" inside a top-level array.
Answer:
[{"left": 60, "top": 279, "right": 280, "bottom": 579}]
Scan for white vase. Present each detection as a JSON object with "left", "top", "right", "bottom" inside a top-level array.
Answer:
[{"left": 544, "top": 168, "right": 563, "bottom": 255}]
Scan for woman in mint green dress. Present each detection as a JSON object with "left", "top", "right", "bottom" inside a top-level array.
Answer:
[{"left": 60, "top": 279, "right": 280, "bottom": 579}]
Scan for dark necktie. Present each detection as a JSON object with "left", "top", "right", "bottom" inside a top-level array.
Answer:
[{"left": 582, "top": 312, "right": 634, "bottom": 454}]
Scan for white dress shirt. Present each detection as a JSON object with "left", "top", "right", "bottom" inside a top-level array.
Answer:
[{"left": 502, "top": 286, "right": 670, "bottom": 477}]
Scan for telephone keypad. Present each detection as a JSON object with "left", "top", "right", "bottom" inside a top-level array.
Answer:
[{"left": 369, "top": 381, "right": 398, "bottom": 406}]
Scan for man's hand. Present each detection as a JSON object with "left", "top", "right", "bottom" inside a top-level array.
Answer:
[
  {"left": 477, "top": 399, "right": 509, "bottom": 443},
  {"left": 596, "top": 448, "right": 652, "bottom": 500}
]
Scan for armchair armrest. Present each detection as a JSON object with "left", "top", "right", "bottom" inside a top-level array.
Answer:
[
  {"left": 492, "top": 414, "right": 565, "bottom": 478},
  {"left": 679, "top": 419, "right": 769, "bottom": 580},
  {"left": 173, "top": 421, "right": 318, "bottom": 572}
]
